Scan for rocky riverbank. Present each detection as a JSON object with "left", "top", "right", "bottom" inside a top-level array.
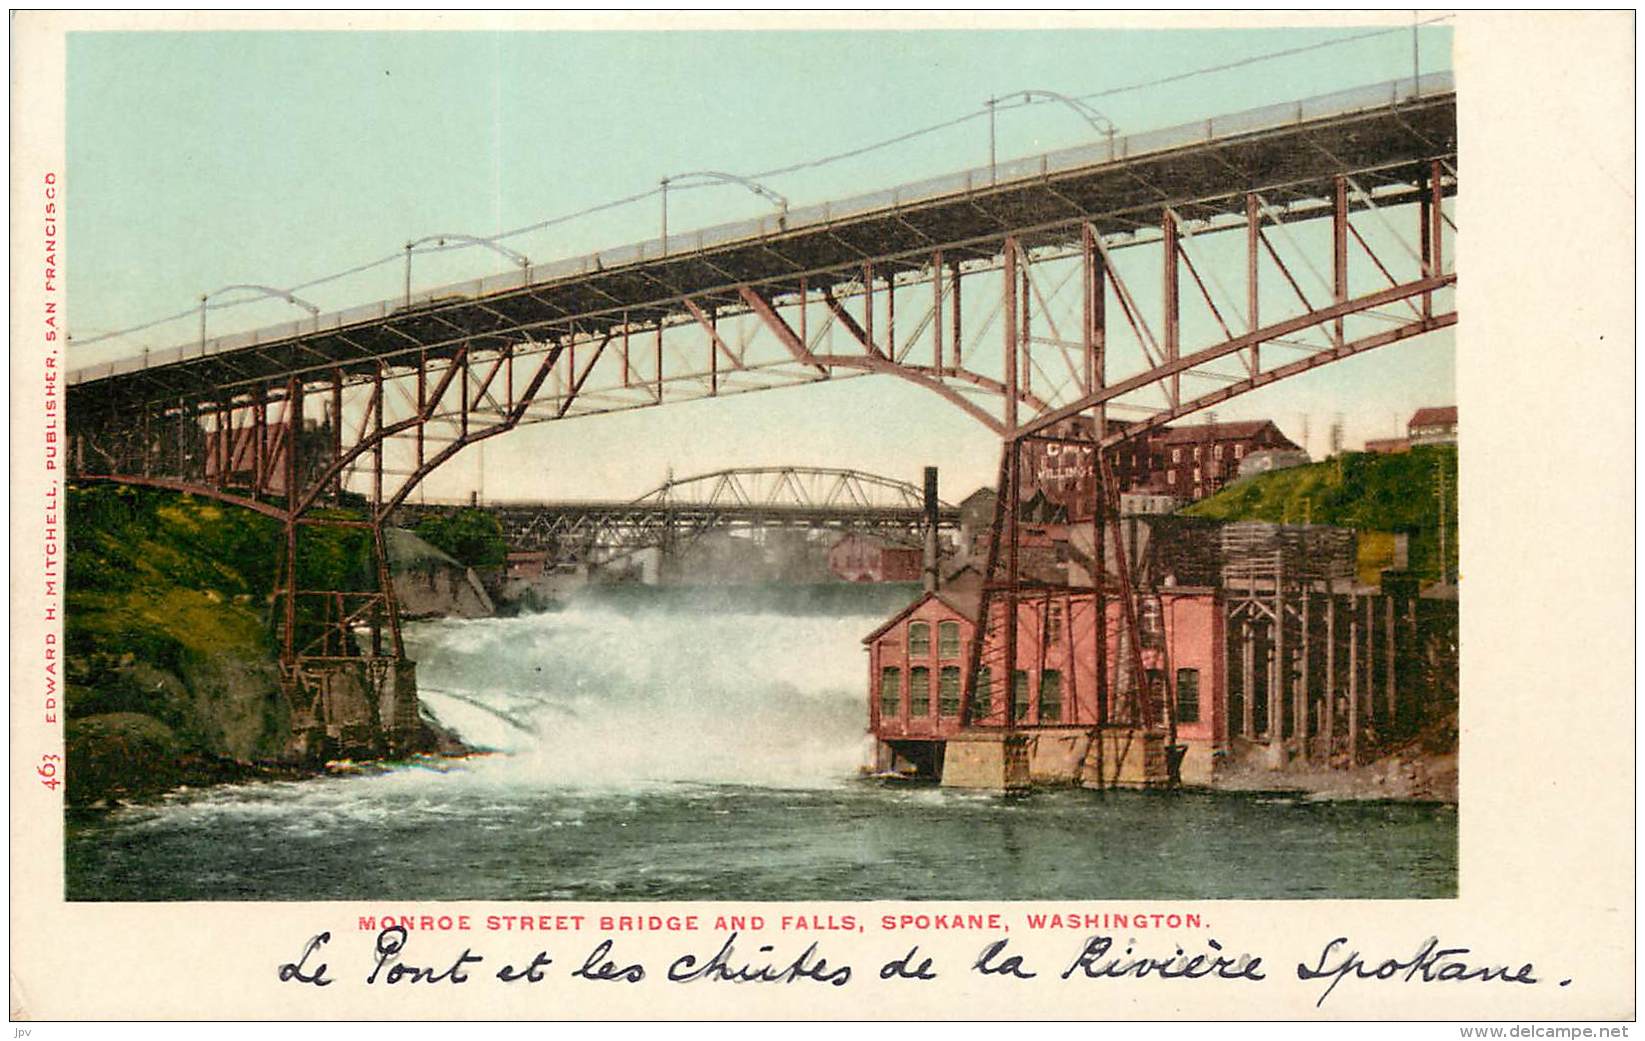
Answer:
[
  {"left": 1211, "top": 710, "right": 1459, "bottom": 803},
  {"left": 63, "top": 485, "right": 473, "bottom": 807},
  {"left": 1214, "top": 751, "right": 1457, "bottom": 803}
]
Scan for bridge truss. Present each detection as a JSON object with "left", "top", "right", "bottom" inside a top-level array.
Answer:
[
  {"left": 395, "top": 467, "right": 961, "bottom": 564},
  {"left": 66, "top": 77, "right": 1456, "bottom": 744}
]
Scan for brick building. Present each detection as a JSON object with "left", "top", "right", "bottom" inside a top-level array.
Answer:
[
  {"left": 1120, "top": 420, "right": 1303, "bottom": 501},
  {"left": 864, "top": 573, "right": 1227, "bottom": 786},
  {"left": 828, "top": 533, "right": 922, "bottom": 583}
]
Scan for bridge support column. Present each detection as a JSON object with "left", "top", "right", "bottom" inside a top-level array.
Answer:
[{"left": 278, "top": 509, "right": 421, "bottom": 763}]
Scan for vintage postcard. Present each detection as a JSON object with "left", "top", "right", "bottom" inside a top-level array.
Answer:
[{"left": 8, "top": 10, "right": 1635, "bottom": 1025}]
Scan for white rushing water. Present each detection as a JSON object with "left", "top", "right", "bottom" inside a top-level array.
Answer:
[
  {"left": 404, "top": 593, "right": 886, "bottom": 790},
  {"left": 68, "top": 590, "right": 1459, "bottom": 901}
]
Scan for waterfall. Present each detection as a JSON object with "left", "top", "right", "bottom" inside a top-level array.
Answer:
[{"left": 404, "top": 587, "right": 905, "bottom": 789}]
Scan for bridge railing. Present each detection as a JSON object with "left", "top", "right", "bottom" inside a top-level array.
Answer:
[{"left": 71, "top": 72, "right": 1453, "bottom": 386}]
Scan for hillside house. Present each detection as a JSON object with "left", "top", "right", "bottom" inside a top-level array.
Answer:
[{"left": 1408, "top": 405, "right": 1458, "bottom": 445}]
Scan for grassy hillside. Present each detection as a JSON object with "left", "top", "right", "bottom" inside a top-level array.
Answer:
[
  {"left": 65, "top": 485, "right": 376, "bottom": 802},
  {"left": 1182, "top": 444, "right": 1457, "bottom": 582}
]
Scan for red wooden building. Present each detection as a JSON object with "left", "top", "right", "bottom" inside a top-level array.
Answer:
[
  {"left": 864, "top": 574, "right": 1227, "bottom": 786},
  {"left": 828, "top": 533, "right": 922, "bottom": 583}
]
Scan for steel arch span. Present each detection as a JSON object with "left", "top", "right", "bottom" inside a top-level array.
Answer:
[
  {"left": 393, "top": 466, "right": 963, "bottom": 566},
  {"left": 64, "top": 76, "right": 1457, "bottom": 739},
  {"left": 637, "top": 466, "right": 947, "bottom": 511}
]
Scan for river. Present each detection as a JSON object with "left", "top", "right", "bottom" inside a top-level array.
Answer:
[{"left": 64, "top": 585, "right": 1456, "bottom": 901}]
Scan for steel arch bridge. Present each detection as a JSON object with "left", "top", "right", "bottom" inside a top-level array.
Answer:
[
  {"left": 639, "top": 466, "right": 936, "bottom": 511},
  {"left": 65, "top": 75, "right": 1457, "bottom": 753},
  {"left": 393, "top": 466, "right": 960, "bottom": 562}
]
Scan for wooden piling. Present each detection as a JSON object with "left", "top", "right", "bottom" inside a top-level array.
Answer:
[
  {"left": 1241, "top": 621, "right": 1255, "bottom": 738},
  {"left": 1324, "top": 588, "right": 1336, "bottom": 759},
  {"left": 1298, "top": 587, "right": 1311, "bottom": 757},
  {"left": 1348, "top": 593, "right": 1360, "bottom": 764},
  {"left": 1363, "top": 595, "right": 1376, "bottom": 727},
  {"left": 1270, "top": 554, "right": 1284, "bottom": 746},
  {"left": 1385, "top": 595, "right": 1398, "bottom": 727}
]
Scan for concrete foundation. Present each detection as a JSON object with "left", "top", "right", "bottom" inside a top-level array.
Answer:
[
  {"left": 1079, "top": 729, "right": 1171, "bottom": 789},
  {"left": 940, "top": 733, "right": 1030, "bottom": 791},
  {"left": 285, "top": 655, "right": 423, "bottom": 761},
  {"left": 1176, "top": 737, "right": 1227, "bottom": 787},
  {"left": 1025, "top": 730, "right": 1089, "bottom": 785},
  {"left": 894, "top": 728, "right": 1222, "bottom": 792}
]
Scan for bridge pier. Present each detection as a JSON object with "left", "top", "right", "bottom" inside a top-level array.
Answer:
[
  {"left": 276, "top": 509, "right": 423, "bottom": 763},
  {"left": 284, "top": 655, "right": 421, "bottom": 761}
]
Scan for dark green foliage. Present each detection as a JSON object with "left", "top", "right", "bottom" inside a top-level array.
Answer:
[
  {"left": 66, "top": 484, "right": 281, "bottom": 598},
  {"left": 64, "top": 484, "right": 377, "bottom": 712},
  {"left": 296, "top": 508, "right": 378, "bottom": 592},
  {"left": 1182, "top": 445, "right": 1459, "bottom": 581},
  {"left": 65, "top": 712, "right": 183, "bottom": 804},
  {"left": 414, "top": 508, "right": 508, "bottom": 570},
  {"left": 66, "top": 485, "right": 279, "bottom": 686},
  {"left": 63, "top": 484, "right": 386, "bottom": 801}
]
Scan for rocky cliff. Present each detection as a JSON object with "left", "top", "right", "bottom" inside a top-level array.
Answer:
[
  {"left": 63, "top": 487, "right": 479, "bottom": 805},
  {"left": 64, "top": 486, "right": 306, "bottom": 803},
  {"left": 385, "top": 527, "right": 495, "bottom": 619}
]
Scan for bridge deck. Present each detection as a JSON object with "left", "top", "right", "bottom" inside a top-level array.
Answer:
[
  {"left": 69, "top": 74, "right": 1455, "bottom": 408},
  {"left": 394, "top": 500, "right": 963, "bottom": 522}
]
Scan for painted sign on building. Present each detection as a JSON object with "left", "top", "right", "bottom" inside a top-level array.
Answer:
[{"left": 1020, "top": 417, "right": 1099, "bottom": 523}]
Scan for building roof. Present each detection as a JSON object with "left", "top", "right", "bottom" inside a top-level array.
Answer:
[
  {"left": 1409, "top": 405, "right": 1458, "bottom": 427},
  {"left": 1154, "top": 420, "right": 1288, "bottom": 444},
  {"left": 861, "top": 572, "right": 985, "bottom": 643},
  {"left": 832, "top": 531, "right": 919, "bottom": 552},
  {"left": 934, "top": 572, "right": 985, "bottom": 623}
]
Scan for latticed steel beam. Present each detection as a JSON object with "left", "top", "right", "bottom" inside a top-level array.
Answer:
[{"left": 66, "top": 81, "right": 1456, "bottom": 706}]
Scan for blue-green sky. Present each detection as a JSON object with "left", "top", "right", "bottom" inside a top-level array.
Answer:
[{"left": 67, "top": 23, "right": 1453, "bottom": 500}]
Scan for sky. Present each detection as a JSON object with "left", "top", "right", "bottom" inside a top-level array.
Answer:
[{"left": 65, "top": 20, "right": 1454, "bottom": 502}]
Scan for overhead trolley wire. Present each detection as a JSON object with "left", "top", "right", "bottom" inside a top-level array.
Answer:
[{"left": 73, "top": 20, "right": 1453, "bottom": 353}]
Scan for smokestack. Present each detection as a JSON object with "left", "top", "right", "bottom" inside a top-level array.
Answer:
[{"left": 923, "top": 466, "right": 940, "bottom": 593}]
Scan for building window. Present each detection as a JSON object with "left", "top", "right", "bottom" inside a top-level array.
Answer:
[
  {"left": 1171, "top": 448, "right": 1182, "bottom": 463},
  {"left": 1039, "top": 669, "right": 1063, "bottom": 723},
  {"left": 937, "top": 621, "right": 961, "bottom": 658},
  {"left": 1012, "top": 670, "right": 1030, "bottom": 722},
  {"left": 909, "top": 667, "right": 931, "bottom": 717},
  {"left": 1234, "top": 444, "right": 1245, "bottom": 459},
  {"left": 908, "top": 621, "right": 931, "bottom": 657},
  {"left": 1214, "top": 444, "right": 1223, "bottom": 460},
  {"left": 1167, "top": 471, "right": 1177, "bottom": 486},
  {"left": 939, "top": 666, "right": 961, "bottom": 716},
  {"left": 971, "top": 667, "right": 993, "bottom": 720},
  {"left": 1045, "top": 605, "right": 1063, "bottom": 644},
  {"left": 1176, "top": 668, "right": 1201, "bottom": 724},
  {"left": 1192, "top": 445, "right": 1201, "bottom": 460},
  {"left": 879, "top": 667, "right": 901, "bottom": 719}
]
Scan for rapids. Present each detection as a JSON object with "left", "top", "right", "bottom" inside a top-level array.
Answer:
[{"left": 64, "top": 585, "right": 1457, "bottom": 901}]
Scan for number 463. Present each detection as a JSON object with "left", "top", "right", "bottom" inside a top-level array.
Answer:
[{"left": 38, "top": 753, "right": 61, "bottom": 791}]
